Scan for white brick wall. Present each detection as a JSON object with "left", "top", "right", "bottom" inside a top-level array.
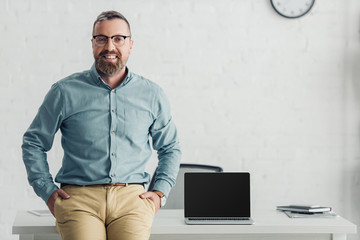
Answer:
[{"left": 1, "top": 0, "right": 360, "bottom": 239}]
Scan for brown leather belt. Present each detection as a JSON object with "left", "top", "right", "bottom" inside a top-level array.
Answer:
[
  {"left": 105, "top": 183, "right": 127, "bottom": 186},
  {"left": 61, "top": 183, "right": 143, "bottom": 188}
]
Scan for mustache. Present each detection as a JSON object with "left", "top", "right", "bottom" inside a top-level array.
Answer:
[{"left": 99, "top": 50, "right": 121, "bottom": 58}]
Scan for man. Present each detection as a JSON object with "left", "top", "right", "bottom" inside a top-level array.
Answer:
[{"left": 22, "top": 11, "right": 181, "bottom": 240}]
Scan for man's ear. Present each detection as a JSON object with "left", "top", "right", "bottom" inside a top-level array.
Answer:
[
  {"left": 129, "top": 39, "right": 134, "bottom": 54},
  {"left": 91, "top": 38, "right": 95, "bottom": 50}
]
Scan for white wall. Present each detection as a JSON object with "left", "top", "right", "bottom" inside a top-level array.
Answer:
[{"left": 1, "top": 0, "right": 360, "bottom": 239}]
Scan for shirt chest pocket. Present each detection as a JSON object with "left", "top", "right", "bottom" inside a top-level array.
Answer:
[{"left": 124, "top": 109, "right": 153, "bottom": 139}]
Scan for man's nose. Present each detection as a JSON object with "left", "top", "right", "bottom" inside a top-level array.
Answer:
[{"left": 104, "top": 38, "right": 116, "bottom": 51}]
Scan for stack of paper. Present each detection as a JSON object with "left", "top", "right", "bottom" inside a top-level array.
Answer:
[
  {"left": 276, "top": 205, "right": 337, "bottom": 218},
  {"left": 283, "top": 211, "right": 337, "bottom": 218},
  {"left": 28, "top": 210, "right": 52, "bottom": 217}
]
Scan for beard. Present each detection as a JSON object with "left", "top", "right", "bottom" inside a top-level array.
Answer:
[{"left": 95, "top": 50, "right": 125, "bottom": 76}]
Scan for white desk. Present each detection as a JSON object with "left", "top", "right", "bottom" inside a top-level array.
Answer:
[{"left": 13, "top": 209, "right": 357, "bottom": 240}]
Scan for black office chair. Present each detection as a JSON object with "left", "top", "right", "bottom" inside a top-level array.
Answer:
[{"left": 148, "top": 163, "right": 223, "bottom": 209}]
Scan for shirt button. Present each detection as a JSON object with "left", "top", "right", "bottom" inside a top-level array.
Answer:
[
  {"left": 112, "top": 89, "right": 115, "bottom": 93},
  {"left": 111, "top": 153, "right": 115, "bottom": 156},
  {"left": 112, "top": 109, "right": 115, "bottom": 113},
  {"left": 111, "top": 131, "right": 115, "bottom": 134},
  {"left": 111, "top": 173, "right": 115, "bottom": 177}
]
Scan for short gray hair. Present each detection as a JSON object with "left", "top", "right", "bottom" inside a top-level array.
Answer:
[{"left": 93, "top": 11, "right": 131, "bottom": 35}]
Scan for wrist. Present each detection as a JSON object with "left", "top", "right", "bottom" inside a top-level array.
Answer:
[
  {"left": 152, "top": 190, "right": 165, "bottom": 198},
  {"left": 152, "top": 190, "right": 167, "bottom": 207}
]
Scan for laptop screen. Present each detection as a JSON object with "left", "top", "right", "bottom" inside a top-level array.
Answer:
[{"left": 184, "top": 172, "right": 250, "bottom": 218}]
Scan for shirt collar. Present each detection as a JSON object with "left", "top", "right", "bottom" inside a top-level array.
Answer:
[{"left": 90, "top": 63, "right": 133, "bottom": 89}]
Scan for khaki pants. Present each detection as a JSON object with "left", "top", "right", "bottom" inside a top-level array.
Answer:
[{"left": 54, "top": 184, "right": 155, "bottom": 240}]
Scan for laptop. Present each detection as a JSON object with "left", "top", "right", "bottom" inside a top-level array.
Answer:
[{"left": 184, "top": 172, "right": 254, "bottom": 225}]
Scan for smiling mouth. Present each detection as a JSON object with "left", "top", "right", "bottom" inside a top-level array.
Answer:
[
  {"left": 102, "top": 55, "right": 119, "bottom": 62},
  {"left": 104, "top": 55, "right": 117, "bottom": 59}
]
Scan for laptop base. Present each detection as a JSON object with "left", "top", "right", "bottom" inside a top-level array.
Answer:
[{"left": 185, "top": 217, "right": 254, "bottom": 225}]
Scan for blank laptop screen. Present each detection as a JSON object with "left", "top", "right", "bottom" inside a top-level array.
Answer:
[{"left": 184, "top": 172, "right": 250, "bottom": 218}]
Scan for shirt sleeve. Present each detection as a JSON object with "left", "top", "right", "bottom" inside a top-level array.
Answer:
[
  {"left": 22, "top": 83, "right": 64, "bottom": 203},
  {"left": 150, "top": 87, "right": 181, "bottom": 197}
]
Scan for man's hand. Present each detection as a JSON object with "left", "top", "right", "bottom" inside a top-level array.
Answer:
[
  {"left": 47, "top": 189, "right": 70, "bottom": 217},
  {"left": 139, "top": 191, "right": 161, "bottom": 213}
]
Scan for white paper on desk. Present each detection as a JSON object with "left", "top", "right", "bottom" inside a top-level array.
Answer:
[
  {"left": 284, "top": 211, "right": 337, "bottom": 218},
  {"left": 28, "top": 210, "right": 52, "bottom": 217}
]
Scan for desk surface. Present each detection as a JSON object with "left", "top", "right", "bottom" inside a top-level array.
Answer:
[{"left": 13, "top": 209, "right": 357, "bottom": 236}]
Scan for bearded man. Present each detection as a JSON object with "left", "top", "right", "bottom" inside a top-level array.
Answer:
[{"left": 22, "top": 10, "right": 181, "bottom": 240}]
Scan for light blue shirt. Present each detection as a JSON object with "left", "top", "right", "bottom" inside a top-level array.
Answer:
[{"left": 22, "top": 64, "right": 181, "bottom": 203}]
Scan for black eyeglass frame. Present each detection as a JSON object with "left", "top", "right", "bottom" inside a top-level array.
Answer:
[{"left": 92, "top": 34, "right": 132, "bottom": 45}]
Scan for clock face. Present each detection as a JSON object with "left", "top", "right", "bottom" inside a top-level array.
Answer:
[{"left": 271, "top": 0, "right": 315, "bottom": 18}]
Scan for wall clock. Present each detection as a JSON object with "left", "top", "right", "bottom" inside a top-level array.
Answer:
[{"left": 270, "top": 0, "right": 315, "bottom": 19}]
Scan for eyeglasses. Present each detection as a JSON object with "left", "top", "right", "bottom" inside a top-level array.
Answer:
[{"left": 92, "top": 34, "right": 131, "bottom": 47}]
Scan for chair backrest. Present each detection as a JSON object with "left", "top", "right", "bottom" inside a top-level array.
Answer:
[{"left": 148, "top": 163, "right": 223, "bottom": 209}]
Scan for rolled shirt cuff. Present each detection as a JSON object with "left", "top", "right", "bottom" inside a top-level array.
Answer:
[
  {"left": 38, "top": 183, "right": 59, "bottom": 203},
  {"left": 152, "top": 179, "right": 172, "bottom": 197}
]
